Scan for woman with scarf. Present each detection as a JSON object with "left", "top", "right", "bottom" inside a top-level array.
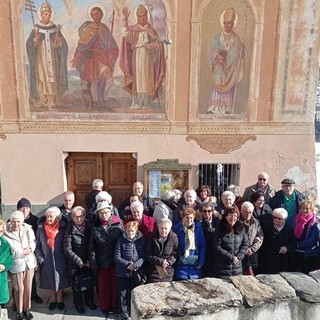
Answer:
[
  {"left": 290, "top": 200, "right": 320, "bottom": 273},
  {"left": 63, "top": 206, "right": 96, "bottom": 314},
  {"left": 0, "top": 219, "right": 13, "bottom": 309},
  {"left": 89, "top": 201, "right": 124, "bottom": 316},
  {"left": 35, "top": 206, "right": 70, "bottom": 311},
  {"left": 172, "top": 208, "right": 206, "bottom": 279},
  {"left": 4, "top": 211, "right": 36, "bottom": 320}
]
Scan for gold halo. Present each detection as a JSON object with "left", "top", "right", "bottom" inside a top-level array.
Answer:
[
  {"left": 219, "top": 9, "right": 238, "bottom": 28},
  {"left": 37, "top": 4, "right": 55, "bottom": 22},
  {"left": 88, "top": 2, "right": 106, "bottom": 19}
]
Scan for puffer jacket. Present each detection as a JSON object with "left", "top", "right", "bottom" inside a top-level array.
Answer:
[
  {"left": 4, "top": 223, "right": 37, "bottom": 273},
  {"left": 63, "top": 220, "right": 93, "bottom": 277},
  {"left": 147, "top": 229, "right": 178, "bottom": 282},
  {"left": 153, "top": 200, "right": 174, "bottom": 223},
  {"left": 114, "top": 230, "right": 145, "bottom": 277},
  {"left": 89, "top": 215, "right": 124, "bottom": 270},
  {"left": 172, "top": 220, "right": 206, "bottom": 279},
  {"left": 214, "top": 219, "right": 249, "bottom": 277}
]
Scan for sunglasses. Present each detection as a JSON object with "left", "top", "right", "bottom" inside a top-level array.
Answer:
[
  {"left": 258, "top": 178, "right": 267, "bottom": 181},
  {"left": 202, "top": 209, "right": 212, "bottom": 213},
  {"left": 273, "top": 216, "right": 283, "bottom": 220}
]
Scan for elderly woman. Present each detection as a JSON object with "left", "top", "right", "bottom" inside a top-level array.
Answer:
[
  {"left": 114, "top": 221, "right": 145, "bottom": 320},
  {"left": 172, "top": 208, "right": 206, "bottom": 280},
  {"left": 239, "top": 202, "right": 264, "bottom": 275},
  {"left": 0, "top": 219, "right": 13, "bottom": 308},
  {"left": 196, "top": 185, "right": 212, "bottom": 204},
  {"left": 214, "top": 207, "right": 249, "bottom": 278},
  {"left": 147, "top": 218, "right": 178, "bottom": 282},
  {"left": 35, "top": 206, "right": 70, "bottom": 311},
  {"left": 125, "top": 202, "right": 156, "bottom": 239},
  {"left": 4, "top": 211, "right": 36, "bottom": 320},
  {"left": 153, "top": 190, "right": 177, "bottom": 223},
  {"left": 172, "top": 189, "right": 201, "bottom": 224},
  {"left": 89, "top": 201, "right": 124, "bottom": 316},
  {"left": 87, "top": 191, "right": 119, "bottom": 223},
  {"left": 215, "top": 190, "right": 240, "bottom": 217},
  {"left": 63, "top": 206, "right": 96, "bottom": 314},
  {"left": 200, "top": 202, "right": 221, "bottom": 277},
  {"left": 250, "top": 192, "right": 273, "bottom": 232},
  {"left": 290, "top": 200, "right": 320, "bottom": 273},
  {"left": 259, "top": 208, "right": 296, "bottom": 274}
]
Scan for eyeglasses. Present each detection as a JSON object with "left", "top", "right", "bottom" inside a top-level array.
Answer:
[
  {"left": 202, "top": 210, "right": 212, "bottom": 213},
  {"left": 273, "top": 216, "right": 283, "bottom": 220},
  {"left": 258, "top": 178, "right": 267, "bottom": 181}
]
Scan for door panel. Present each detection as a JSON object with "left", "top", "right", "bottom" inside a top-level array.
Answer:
[
  {"left": 103, "top": 153, "right": 137, "bottom": 207},
  {"left": 66, "top": 152, "right": 136, "bottom": 209}
]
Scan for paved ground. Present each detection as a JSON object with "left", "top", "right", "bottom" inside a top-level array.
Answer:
[{"left": 5, "top": 287, "right": 121, "bottom": 320}]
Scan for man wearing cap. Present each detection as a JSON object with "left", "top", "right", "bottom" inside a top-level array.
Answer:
[
  {"left": 207, "top": 7, "right": 244, "bottom": 114},
  {"left": 120, "top": 5, "right": 165, "bottom": 110},
  {"left": 269, "top": 179, "right": 305, "bottom": 221},
  {"left": 16, "top": 198, "right": 43, "bottom": 304},
  {"left": 242, "top": 172, "right": 277, "bottom": 205}
]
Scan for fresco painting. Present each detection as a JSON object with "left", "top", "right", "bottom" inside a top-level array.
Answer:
[
  {"left": 198, "top": 1, "right": 254, "bottom": 120},
  {"left": 24, "top": 0, "right": 168, "bottom": 119}
]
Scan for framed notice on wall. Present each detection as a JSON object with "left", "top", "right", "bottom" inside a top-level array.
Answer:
[{"left": 144, "top": 159, "right": 191, "bottom": 200}]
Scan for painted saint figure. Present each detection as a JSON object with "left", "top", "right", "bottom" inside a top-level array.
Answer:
[
  {"left": 120, "top": 5, "right": 165, "bottom": 110},
  {"left": 26, "top": 1, "right": 68, "bottom": 108},
  {"left": 207, "top": 7, "right": 244, "bottom": 114},
  {"left": 71, "top": 5, "right": 119, "bottom": 110}
]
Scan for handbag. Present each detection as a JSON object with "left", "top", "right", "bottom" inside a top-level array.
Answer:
[
  {"left": 72, "top": 267, "right": 95, "bottom": 292},
  {"left": 132, "top": 268, "right": 147, "bottom": 287}
]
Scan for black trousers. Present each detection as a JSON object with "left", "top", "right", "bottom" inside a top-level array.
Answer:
[{"left": 73, "top": 287, "right": 94, "bottom": 307}]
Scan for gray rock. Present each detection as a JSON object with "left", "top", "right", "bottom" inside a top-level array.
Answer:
[
  {"left": 230, "top": 275, "right": 277, "bottom": 307},
  {"left": 280, "top": 272, "right": 320, "bottom": 302},
  {"left": 256, "top": 274, "right": 296, "bottom": 299},
  {"left": 131, "top": 278, "right": 242, "bottom": 319},
  {"left": 309, "top": 269, "right": 320, "bottom": 284}
]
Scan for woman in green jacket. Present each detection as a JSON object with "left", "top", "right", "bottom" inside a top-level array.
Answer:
[{"left": 0, "top": 219, "right": 14, "bottom": 306}]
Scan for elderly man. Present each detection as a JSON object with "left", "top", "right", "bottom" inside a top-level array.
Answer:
[
  {"left": 124, "top": 202, "right": 156, "bottom": 239},
  {"left": 242, "top": 172, "right": 277, "bottom": 204},
  {"left": 85, "top": 179, "right": 104, "bottom": 210},
  {"left": 59, "top": 191, "right": 75, "bottom": 222},
  {"left": 118, "top": 181, "right": 155, "bottom": 218},
  {"left": 239, "top": 202, "right": 264, "bottom": 275},
  {"left": 270, "top": 179, "right": 305, "bottom": 221}
]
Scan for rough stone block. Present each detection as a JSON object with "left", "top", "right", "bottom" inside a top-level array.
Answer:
[
  {"left": 230, "top": 275, "right": 277, "bottom": 307},
  {"left": 256, "top": 274, "right": 296, "bottom": 300},
  {"left": 131, "top": 278, "right": 242, "bottom": 319},
  {"left": 280, "top": 272, "right": 320, "bottom": 303},
  {"left": 309, "top": 269, "right": 320, "bottom": 284}
]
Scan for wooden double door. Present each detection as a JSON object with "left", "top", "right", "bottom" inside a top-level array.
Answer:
[{"left": 66, "top": 152, "right": 137, "bottom": 209}]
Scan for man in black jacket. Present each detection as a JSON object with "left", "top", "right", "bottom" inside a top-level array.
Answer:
[{"left": 17, "top": 198, "right": 43, "bottom": 304}]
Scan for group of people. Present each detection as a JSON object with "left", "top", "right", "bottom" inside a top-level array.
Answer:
[{"left": 1, "top": 173, "right": 320, "bottom": 320}]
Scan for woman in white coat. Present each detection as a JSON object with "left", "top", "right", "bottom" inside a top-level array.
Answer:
[{"left": 4, "top": 210, "right": 37, "bottom": 320}]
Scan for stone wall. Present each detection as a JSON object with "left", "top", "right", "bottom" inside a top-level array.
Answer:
[{"left": 131, "top": 272, "right": 320, "bottom": 319}]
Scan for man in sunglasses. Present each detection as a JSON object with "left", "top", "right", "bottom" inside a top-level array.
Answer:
[
  {"left": 200, "top": 203, "right": 220, "bottom": 277},
  {"left": 242, "top": 172, "right": 277, "bottom": 204}
]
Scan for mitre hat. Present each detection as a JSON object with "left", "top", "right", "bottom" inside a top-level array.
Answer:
[
  {"left": 136, "top": 4, "right": 148, "bottom": 16},
  {"left": 223, "top": 7, "right": 236, "bottom": 22}
]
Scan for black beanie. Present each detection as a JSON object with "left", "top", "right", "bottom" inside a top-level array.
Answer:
[{"left": 17, "top": 198, "right": 32, "bottom": 210}]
